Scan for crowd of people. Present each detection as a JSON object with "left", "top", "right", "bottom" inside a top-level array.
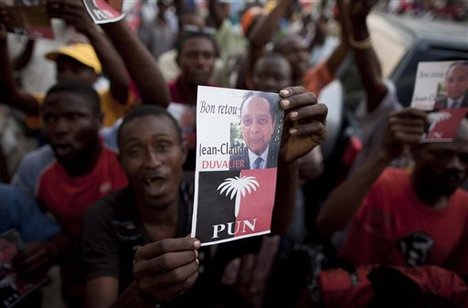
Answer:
[{"left": 0, "top": 0, "right": 467, "bottom": 307}]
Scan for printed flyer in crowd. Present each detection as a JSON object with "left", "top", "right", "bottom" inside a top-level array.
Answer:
[
  {"left": 191, "top": 86, "right": 284, "bottom": 246},
  {"left": 1, "top": 0, "right": 53, "bottom": 39},
  {"left": 82, "top": 0, "right": 125, "bottom": 24},
  {"left": 0, "top": 229, "right": 49, "bottom": 308},
  {"left": 410, "top": 60, "right": 468, "bottom": 142}
]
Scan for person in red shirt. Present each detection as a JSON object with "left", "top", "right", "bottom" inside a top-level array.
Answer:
[
  {"left": 12, "top": 80, "right": 128, "bottom": 307},
  {"left": 316, "top": 108, "right": 468, "bottom": 304}
]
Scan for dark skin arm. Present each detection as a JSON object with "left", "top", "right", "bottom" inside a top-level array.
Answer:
[
  {"left": 100, "top": 20, "right": 170, "bottom": 107},
  {"left": 13, "top": 232, "right": 69, "bottom": 280},
  {"left": 220, "top": 86, "right": 327, "bottom": 306},
  {"left": 242, "top": 0, "right": 293, "bottom": 90},
  {"left": 316, "top": 108, "right": 427, "bottom": 236},
  {"left": 323, "top": 0, "right": 350, "bottom": 76},
  {"left": 272, "top": 86, "right": 328, "bottom": 234},
  {"left": 348, "top": 0, "right": 387, "bottom": 113},
  {"left": 47, "top": 0, "right": 130, "bottom": 104},
  {"left": 13, "top": 39, "right": 34, "bottom": 71},
  {"left": 93, "top": 238, "right": 200, "bottom": 308},
  {"left": 0, "top": 6, "right": 39, "bottom": 115}
]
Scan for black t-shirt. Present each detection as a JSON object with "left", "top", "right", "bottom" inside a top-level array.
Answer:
[{"left": 82, "top": 174, "right": 261, "bottom": 307}]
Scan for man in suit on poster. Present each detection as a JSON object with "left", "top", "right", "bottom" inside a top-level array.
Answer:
[
  {"left": 230, "top": 92, "right": 281, "bottom": 170},
  {"left": 434, "top": 61, "right": 468, "bottom": 110}
]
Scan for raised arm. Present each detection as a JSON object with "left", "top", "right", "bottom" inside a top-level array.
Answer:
[
  {"left": 324, "top": 0, "right": 350, "bottom": 75},
  {"left": 111, "top": 238, "right": 200, "bottom": 308},
  {"left": 241, "top": 0, "right": 292, "bottom": 90},
  {"left": 0, "top": 7, "right": 39, "bottom": 115},
  {"left": 272, "top": 86, "right": 328, "bottom": 234},
  {"left": 302, "top": 0, "right": 351, "bottom": 95},
  {"left": 316, "top": 108, "right": 427, "bottom": 236},
  {"left": 100, "top": 20, "right": 170, "bottom": 107},
  {"left": 348, "top": 0, "right": 387, "bottom": 112},
  {"left": 47, "top": 0, "right": 130, "bottom": 104}
]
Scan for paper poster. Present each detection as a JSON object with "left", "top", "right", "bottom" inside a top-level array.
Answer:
[
  {"left": 82, "top": 0, "right": 125, "bottom": 24},
  {"left": 191, "top": 86, "right": 284, "bottom": 246},
  {"left": 411, "top": 61, "right": 468, "bottom": 142},
  {"left": 2, "top": 0, "right": 53, "bottom": 39},
  {"left": 0, "top": 229, "right": 48, "bottom": 308}
]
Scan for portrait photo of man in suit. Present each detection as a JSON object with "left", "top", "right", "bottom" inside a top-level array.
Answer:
[
  {"left": 434, "top": 61, "right": 468, "bottom": 110},
  {"left": 230, "top": 92, "right": 282, "bottom": 170}
]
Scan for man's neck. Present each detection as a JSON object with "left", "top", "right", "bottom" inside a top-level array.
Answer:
[
  {"left": 178, "top": 77, "right": 199, "bottom": 105},
  {"left": 411, "top": 175, "right": 450, "bottom": 209},
  {"left": 63, "top": 141, "right": 102, "bottom": 177},
  {"left": 136, "top": 194, "right": 180, "bottom": 241}
]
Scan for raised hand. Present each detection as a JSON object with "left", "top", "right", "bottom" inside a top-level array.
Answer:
[
  {"left": 46, "top": 0, "right": 96, "bottom": 35},
  {"left": 279, "top": 86, "right": 328, "bottom": 162},
  {"left": 13, "top": 241, "right": 55, "bottom": 280},
  {"left": 132, "top": 237, "right": 200, "bottom": 304},
  {"left": 381, "top": 107, "right": 427, "bottom": 160}
]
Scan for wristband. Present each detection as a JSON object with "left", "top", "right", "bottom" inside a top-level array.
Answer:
[{"left": 348, "top": 36, "right": 372, "bottom": 49}]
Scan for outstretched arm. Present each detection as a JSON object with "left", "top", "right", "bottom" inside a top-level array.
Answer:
[
  {"left": 100, "top": 20, "right": 170, "bottom": 107},
  {"left": 272, "top": 86, "right": 328, "bottom": 234},
  {"left": 47, "top": 0, "right": 130, "bottom": 104},
  {"left": 316, "top": 108, "right": 427, "bottom": 236},
  {"left": 241, "top": 0, "right": 292, "bottom": 90},
  {"left": 110, "top": 238, "right": 200, "bottom": 307},
  {"left": 0, "top": 6, "right": 39, "bottom": 115},
  {"left": 324, "top": 0, "right": 350, "bottom": 76},
  {"left": 348, "top": 0, "right": 387, "bottom": 112}
]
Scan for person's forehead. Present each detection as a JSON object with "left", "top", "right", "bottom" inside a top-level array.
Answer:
[
  {"left": 243, "top": 96, "right": 271, "bottom": 112},
  {"left": 423, "top": 139, "right": 468, "bottom": 152},
  {"left": 448, "top": 64, "right": 468, "bottom": 76},
  {"left": 121, "top": 115, "right": 178, "bottom": 140},
  {"left": 55, "top": 55, "right": 89, "bottom": 70},
  {"left": 256, "top": 57, "right": 291, "bottom": 75},
  {"left": 181, "top": 37, "right": 216, "bottom": 53},
  {"left": 43, "top": 91, "right": 91, "bottom": 112}
]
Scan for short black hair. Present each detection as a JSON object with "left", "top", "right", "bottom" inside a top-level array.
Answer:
[
  {"left": 43, "top": 80, "right": 101, "bottom": 115},
  {"left": 176, "top": 30, "right": 220, "bottom": 59},
  {"left": 239, "top": 91, "right": 280, "bottom": 123},
  {"left": 117, "top": 105, "right": 182, "bottom": 150}
]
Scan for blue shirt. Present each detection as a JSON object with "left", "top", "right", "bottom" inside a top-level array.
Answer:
[{"left": 0, "top": 184, "right": 60, "bottom": 242}]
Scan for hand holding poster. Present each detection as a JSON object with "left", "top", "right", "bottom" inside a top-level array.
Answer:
[
  {"left": 191, "top": 86, "right": 284, "bottom": 246},
  {"left": 410, "top": 61, "right": 468, "bottom": 142},
  {"left": 1, "top": 0, "right": 53, "bottom": 39},
  {"left": 0, "top": 229, "right": 48, "bottom": 308},
  {"left": 82, "top": 0, "right": 125, "bottom": 24}
]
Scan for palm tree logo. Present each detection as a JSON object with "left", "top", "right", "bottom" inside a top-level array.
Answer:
[
  {"left": 427, "top": 111, "right": 451, "bottom": 138},
  {"left": 217, "top": 176, "right": 260, "bottom": 217}
]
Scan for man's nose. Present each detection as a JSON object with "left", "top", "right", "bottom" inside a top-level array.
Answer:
[
  {"left": 53, "top": 117, "right": 70, "bottom": 134},
  {"left": 446, "top": 154, "right": 465, "bottom": 171},
  {"left": 144, "top": 148, "right": 162, "bottom": 168}
]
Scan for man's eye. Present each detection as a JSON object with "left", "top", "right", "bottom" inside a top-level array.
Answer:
[
  {"left": 258, "top": 118, "right": 268, "bottom": 125},
  {"left": 66, "top": 113, "right": 82, "bottom": 121},
  {"left": 242, "top": 118, "right": 252, "bottom": 126},
  {"left": 43, "top": 115, "right": 56, "bottom": 124},
  {"left": 156, "top": 144, "right": 168, "bottom": 152},
  {"left": 127, "top": 147, "right": 143, "bottom": 158}
]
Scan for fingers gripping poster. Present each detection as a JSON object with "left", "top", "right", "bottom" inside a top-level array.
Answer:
[{"left": 191, "top": 86, "right": 284, "bottom": 246}]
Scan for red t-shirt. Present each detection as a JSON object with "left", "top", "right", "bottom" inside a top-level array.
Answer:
[
  {"left": 37, "top": 146, "right": 128, "bottom": 235},
  {"left": 340, "top": 168, "right": 468, "bottom": 277}
]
